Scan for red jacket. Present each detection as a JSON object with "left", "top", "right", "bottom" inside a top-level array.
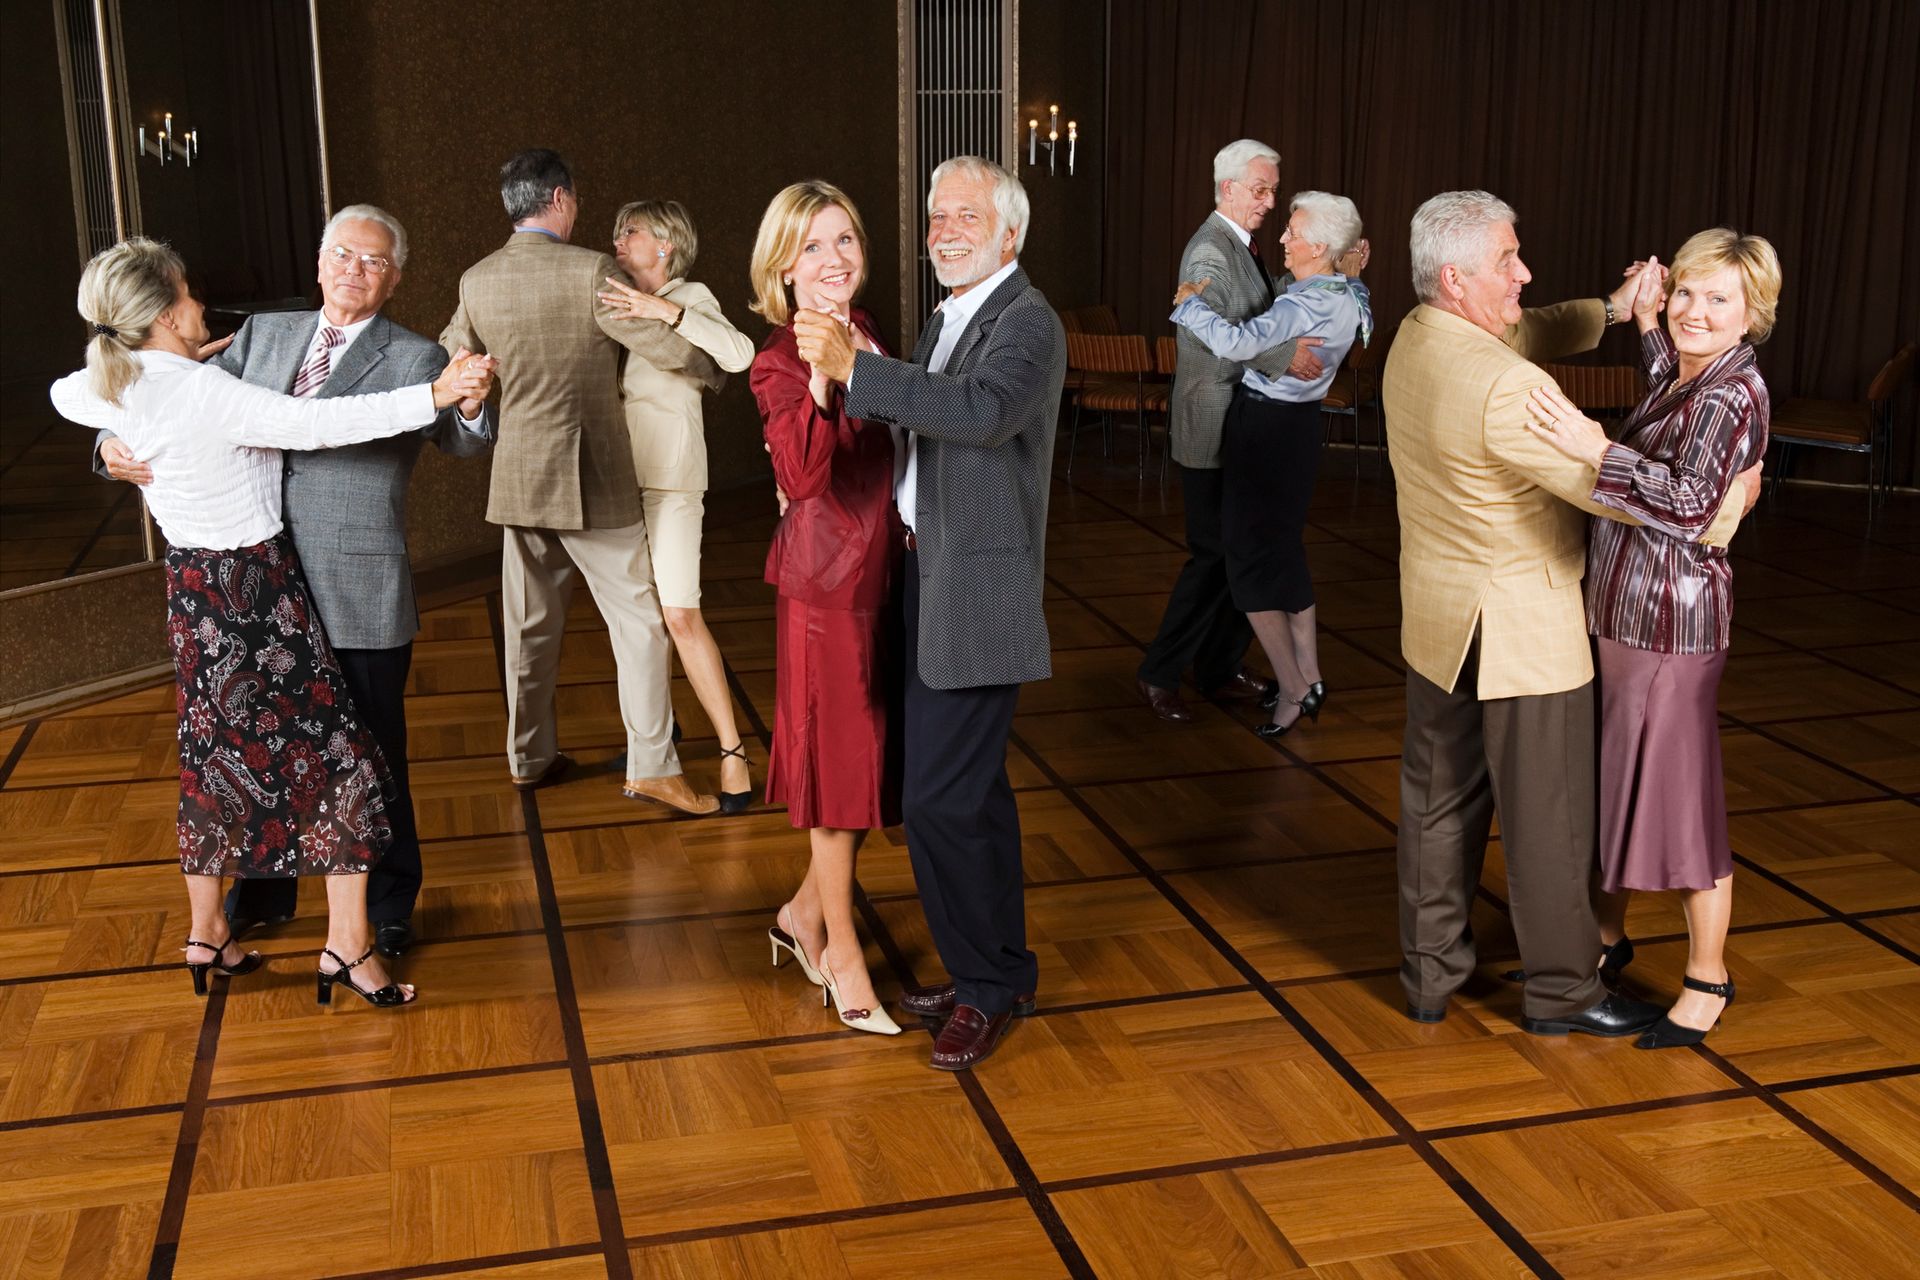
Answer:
[{"left": 754, "top": 313, "right": 900, "bottom": 610}]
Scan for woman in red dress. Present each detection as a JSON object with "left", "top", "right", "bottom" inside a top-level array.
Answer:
[{"left": 749, "top": 181, "right": 902, "bottom": 1036}]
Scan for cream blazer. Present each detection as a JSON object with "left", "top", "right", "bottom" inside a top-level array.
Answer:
[
  {"left": 620, "top": 278, "right": 754, "bottom": 492},
  {"left": 1382, "top": 300, "right": 1742, "bottom": 700}
]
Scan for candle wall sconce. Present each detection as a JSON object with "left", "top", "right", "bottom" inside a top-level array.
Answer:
[
  {"left": 138, "top": 112, "right": 200, "bottom": 167},
  {"left": 1025, "top": 104, "right": 1078, "bottom": 177}
]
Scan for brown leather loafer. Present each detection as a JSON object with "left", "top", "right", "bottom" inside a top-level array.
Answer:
[
  {"left": 929, "top": 1004, "right": 1014, "bottom": 1071},
  {"left": 511, "top": 753, "right": 574, "bottom": 791},
  {"left": 1207, "top": 669, "right": 1277, "bottom": 703},
  {"left": 1137, "top": 679, "right": 1197, "bottom": 723},
  {"left": 622, "top": 774, "right": 721, "bottom": 816},
  {"left": 899, "top": 981, "right": 1036, "bottom": 1019}
]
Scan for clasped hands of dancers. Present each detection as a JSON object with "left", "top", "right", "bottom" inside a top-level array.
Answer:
[{"left": 55, "top": 135, "right": 1775, "bottom": 1070}]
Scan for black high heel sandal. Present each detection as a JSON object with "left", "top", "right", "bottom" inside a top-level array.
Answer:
[
  {"left": 1634, "top": 974, "right": 1735, "bottom": 1049},
  {"left": 317, "top": 945, "right": 417, "bottom": 1007},
  {"left": 717, "top": 742, "right": 754, "bottom": 816},
  {"left": 1503, "top": 934, "right": 1635, "bottom": 986},
  {"left": 183, "top": 936, "right": 264, "bottom": 996},
  {"left": 1261, "top": 681, "right": 1328, "bottom": 721}
]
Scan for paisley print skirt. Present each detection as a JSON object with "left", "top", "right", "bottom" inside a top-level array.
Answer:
[{"left": 165, "top": 533, "right": 392, "bottom": 877}]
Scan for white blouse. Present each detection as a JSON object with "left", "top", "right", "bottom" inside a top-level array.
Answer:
[{"left": 50, "top": 349, "right": 436, "bottom": 551}]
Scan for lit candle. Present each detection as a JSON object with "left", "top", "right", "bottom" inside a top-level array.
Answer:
[
  {"left": 1028, "top": 119, "right": 1038, "bottom": 165},
  {"left": 1068, "top": 121, "right": 1077, "bottom": 176},
  {"left": 1049, "top": 104, "right": 1058, "bottom": 142}
]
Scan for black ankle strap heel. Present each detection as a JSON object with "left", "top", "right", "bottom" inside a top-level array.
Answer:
[
  {"left": 1634, "top": 974, "right": 1735, "bottom": 1050},
  {"left": 718, "top": 741, "right": 754, "bottom": 815},
  {"left": 317, "top": 945, "right": 416, "bottom": 1008},
  {"left": 183, "top": 936, "right": 263, "bottom": 996}
]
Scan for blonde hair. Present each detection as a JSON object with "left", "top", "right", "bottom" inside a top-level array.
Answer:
[
  {"left": 1667, "top": 227, "right": 1783, "bottom": 343},
  {"left": 77, "top": 237, "right": 186, "bottom": 406},
  {"left": 612, "top": 198, "right": 698, "bottom": 278},
  {"left": 748, "top": 181, "right": 868, "bottom": 326}
]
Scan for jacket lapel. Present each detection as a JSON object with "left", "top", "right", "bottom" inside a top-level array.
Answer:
[
  {"left": 264, "top": 311, "right": 323, "bottom": 393},
  {"left": 318, "top": 314, "right": 390, "bottom": 398},
  {"left": 909, "top": 311, "right": 944, "bottom": 367},
  {"left": 942, "top": 267, "right": 1027, "bottom": 373}
]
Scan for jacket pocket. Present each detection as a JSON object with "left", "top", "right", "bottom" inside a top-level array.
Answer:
[{"left": 1546, "top": 550, "right": 1586, "bottom": 588}]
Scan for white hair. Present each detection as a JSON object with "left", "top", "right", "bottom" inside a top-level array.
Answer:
[
  {"left": 1288, "top": 191, "right": 1364, "bottom": 259},
  {"left": 1210, "top": 138, "right": 1279, "bottom": 201},
  {"left": 927, "top": 155, "right": 1031, "bottom": 254},
  {"left": 1409, "top": 189, "right": 1516, "bottom": 303},
  {"left": 321, "top": 203, "right": 409, "bottom": 269}
]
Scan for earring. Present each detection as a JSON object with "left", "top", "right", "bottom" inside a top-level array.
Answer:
[
  {"left": 783, "top": 277, "right": 793, "bottom": 286},
  {"left": 656, "top": 249, "right": 667, "bottom": 259}
]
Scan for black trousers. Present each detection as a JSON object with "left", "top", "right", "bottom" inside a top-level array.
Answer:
[
  {"left": 1137, "top": 463, "right": 1254, "bottom": 691},
  {"left": 900, "top": 550, "right": 1037, "bottom": 1015},
  {"left": 227, "top": 642, "right": 422, "bottom": 925}
]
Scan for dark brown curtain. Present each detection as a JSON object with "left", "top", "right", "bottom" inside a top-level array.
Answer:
[{"left": 1104, "top": 0, "right": 1920, "bottom": 479}]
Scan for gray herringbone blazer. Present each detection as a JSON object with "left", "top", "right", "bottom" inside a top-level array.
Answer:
[
  {"left": 843, "top": 266, "right": 1065, "bottom": 690},
  {"left": 1169, "top": 213, "right": 1300, "bottom": 468},
  {"left": 207, "top": 311, "right": 493, "bottom": 649}
]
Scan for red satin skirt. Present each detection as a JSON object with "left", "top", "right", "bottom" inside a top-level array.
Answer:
[{"left": 765, "top": 596, "right": 901, "bottom": 830}]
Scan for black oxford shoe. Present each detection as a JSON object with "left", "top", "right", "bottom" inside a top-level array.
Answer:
[
  {"left": 1522, "top": 991, "right": 1664, "bottom": 1038},
  {"left": 373, "top": 919, "right": 414, "bottom": 958}
]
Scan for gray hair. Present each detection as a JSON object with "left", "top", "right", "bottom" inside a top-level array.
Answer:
[
  {"left": 1409, "top": 189, "right": 1517, "bottom": 303},
  {"left": 321, "top": 203, "right": 409, "bottom": 269},
  {"left": 1210, "top": 138, "right": 1279, "bottom": 201},
  {"left": 927, "top": 155, "right": 1031, "bottom": 254},
  {"left": 1289, "top": 191, "right": 1364, "bottom": 260},
  {"left": 77, "top": 237, "right": 185, "bottom": 406}
]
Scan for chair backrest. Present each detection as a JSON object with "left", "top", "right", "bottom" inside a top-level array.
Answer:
[
  {"left": 1866, "top": 341, "right": 1918, "bottom": 404},
  {"left": 1065, "top": 331, "right": 1153, "bottom": 375},
  {"left": 1155, "top": 335, "right": 1179, "bottom": 375},
  {"left": 1539, "top": 363, "right": 1644, "bottom": 412},
  {"left": 1073, "top": 304, "right": 1121, "bottom": 335},
  {"left": 1060, "top": 309, "right": 1084, "bottom": 334}
]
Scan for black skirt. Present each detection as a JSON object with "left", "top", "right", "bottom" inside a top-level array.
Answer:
[
  {"left": 166, "top": 533, "right": 392, "bottom": 877},
  {"left": 1219, "top": 386, "right": 1321, "bottom": 613}
]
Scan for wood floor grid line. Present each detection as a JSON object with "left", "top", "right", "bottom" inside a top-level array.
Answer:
[
  {"left": 143, "top": 972, "right": 232, "bottom": 1280},
  {"left": 0, "top": 719, "right": 36, "bottom": 787},
  {"left": 312, "top": 1243, "right": 606, "bottom": 1280}
]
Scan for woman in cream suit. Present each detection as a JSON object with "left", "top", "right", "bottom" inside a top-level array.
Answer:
[{"left": 599, "top": 200, "right": 758, "bottom": 811}]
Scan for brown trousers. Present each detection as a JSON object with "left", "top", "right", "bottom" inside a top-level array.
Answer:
[{"left": 1398, "top": 638, "right": 1604, "bottom": 1020}]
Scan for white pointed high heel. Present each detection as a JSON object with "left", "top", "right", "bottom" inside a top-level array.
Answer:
[
  {"left": 769, "top": 905, "right": 824, "bottom": 987},
  {"left": 820, "top": 963, "right": 902, "bottom": 1036}
]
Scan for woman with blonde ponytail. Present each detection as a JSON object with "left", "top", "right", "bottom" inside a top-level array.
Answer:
[{"left": 52, "top": 238, "right": 498, "bottom": 1009}]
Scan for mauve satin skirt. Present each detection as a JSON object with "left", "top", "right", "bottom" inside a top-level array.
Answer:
[{"left": 1595, "top": 637, "right": 1733, "bottom": 893}]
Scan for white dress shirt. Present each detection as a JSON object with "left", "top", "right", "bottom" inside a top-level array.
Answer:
[
  {"left": 1212, "top": 209, "right": 1253, "bottom": 246},
  {"left": 889, "top": 256, "right": 1022, "bottom": 529},
  {"left": 295, "top": 312, "right": 376, "bottom": 379},
  {"left": 50, "top": 350, "right": 436, "bottom": 550}
]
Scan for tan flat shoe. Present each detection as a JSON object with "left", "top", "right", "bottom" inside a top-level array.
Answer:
[{"left": 622, "top": 774, "right": 720, "bottom": 816}]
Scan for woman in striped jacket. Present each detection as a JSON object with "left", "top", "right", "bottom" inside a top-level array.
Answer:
[{"left": 1526, "top": 228, "right": 1779, "bottom": 1051}]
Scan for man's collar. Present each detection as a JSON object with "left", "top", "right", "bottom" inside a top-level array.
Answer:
[
  {"left": 1211, "top": 209, "right": 1252, "bottom": 245},
  {"left": 512, "top": 225, "right": 567, "bottom": 242},
  {"left": 940, "top": 257, "right": 1021, "bottom": 320}
]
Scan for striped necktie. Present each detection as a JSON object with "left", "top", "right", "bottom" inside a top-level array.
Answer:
[{"left": 291, "top": 326, "right": 343, "bottom": 397}]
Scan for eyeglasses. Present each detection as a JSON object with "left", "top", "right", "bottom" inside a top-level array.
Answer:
[
  {"left": 322, "top": 244, "right": 393, "bottom": 274},
  {"left": 1235, "top": 180, "right": 1278, "bottom": 200}
]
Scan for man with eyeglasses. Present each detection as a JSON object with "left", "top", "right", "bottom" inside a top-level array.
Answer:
[
  {"left": 95, "top": 203, "right": 495, "bottom": 958},
  {"left": 1137, "top": 138, "right": 1327, "bottom": 723}
]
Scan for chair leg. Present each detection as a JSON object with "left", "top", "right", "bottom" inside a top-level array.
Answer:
[{"left": 1066, "top": 400, "right": 1082, "bottom": 477}]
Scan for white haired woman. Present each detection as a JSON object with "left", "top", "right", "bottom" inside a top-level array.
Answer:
[
  {"left": 1527, "top": 229, "right": 1780, "bottom": 1049},
  {"left": 1170, "top": 191, "right": 1371, "bottom": 737},
  {"left": 50, "top": 238, "right": 494, "bottom": 1007},
  {"left": 596, "top": 200, "right": 758, "bottom": 811}
]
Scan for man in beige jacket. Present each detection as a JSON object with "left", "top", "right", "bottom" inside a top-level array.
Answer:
[
  {"left": 1383, "top": 190, "right": 1760, "bottom": 1036},
  {"left": 443, "top": 149, "right": 718, "bottom": 814}
]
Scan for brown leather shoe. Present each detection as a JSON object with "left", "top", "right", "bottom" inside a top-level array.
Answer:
[
  {"left": 1137, "top": 679, "right": 1197, "bottom": 723},
  {"left": 899, "top": 981, "right": 1036, "bottom": 1019},
  {"left": 1207, "top": 669, "right": 1278, "bottom": 703},
  {"left": 929, "top": 1004, "right": 1015, "bottom": 1071},
  {"left": 511, "top": 753, "right": 574, "bottom": 791},
  {"left": 622, "top": 774, "right": 721, "bottom": 816}
]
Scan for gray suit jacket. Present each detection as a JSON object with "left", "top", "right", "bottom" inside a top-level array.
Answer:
[
  {"left": 843, "top": 266, "right": 1065, "bottom": 690},
  {"left": 96, "top": 310, "right": 496, "bottom": 649},
  {"left": 1169, "top": 213, "right": 1300, "bottom": 468}
]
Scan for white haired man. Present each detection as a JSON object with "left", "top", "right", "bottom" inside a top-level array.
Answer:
[
  {"left": 1382, "top": 190, "right": 1761, "bottom": 1036},
  {"left": 1137, "top": 138, "right": 1335, "bottom": 723},
  {"left": 794, "top": 155, "right": 1066, "bottom": 1071},
  {"left": 95, "top": 203, "right": 496, "bottom": 957}
]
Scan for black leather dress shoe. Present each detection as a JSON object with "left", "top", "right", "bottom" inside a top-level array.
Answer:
[
  {"left": 225, "top": 911, "right": 295, "bottom": 942},
  {"left": 1404, "top": 1001, "right": 1447, "bottom": 1024},
  {"left": 373, "top": 919, "right": 413, "bottom": 958},
  {"left": 929, "top": 1005, "right": 1015, "bottom": 1071},
  {"left": 898, "top": 980, "right": 1036, "bottom": 1019},
  {"left": 1207, "top": 670, "right": 1277, "bottom": 703},
  {"left": 1522, "top": 991, "right": 1665, "bottom": 1038},
  {"left": 1138, "top": 679, "right": 1197, "bottom": 723}
]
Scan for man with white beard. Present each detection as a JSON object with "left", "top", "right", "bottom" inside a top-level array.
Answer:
[{"left": 794, "top": 155, "right": 1066, "bottom": 1071}]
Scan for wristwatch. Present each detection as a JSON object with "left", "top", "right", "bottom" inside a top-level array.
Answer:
[
  {"left": 668, "top": 305, "right": 685, "bottom": 330},
  {"left": 1602, "top": 296, "right": 1618, "bottom": 325}
]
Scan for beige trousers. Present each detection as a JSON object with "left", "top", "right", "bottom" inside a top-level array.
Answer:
[{"left": 501, "top": 520, "right": 679, "bottom": 782}]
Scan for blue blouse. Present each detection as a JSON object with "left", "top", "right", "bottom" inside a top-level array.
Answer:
[{"left": 1171, "top": 274, "right": 1372, "bottom": 404}]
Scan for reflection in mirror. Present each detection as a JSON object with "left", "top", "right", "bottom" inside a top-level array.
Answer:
[{"left": 0, "top": 0, "right": 326, "bottom": 593}]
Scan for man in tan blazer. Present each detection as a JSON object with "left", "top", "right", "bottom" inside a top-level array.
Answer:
[
  {"left": 442, "top": 149, "right": 719, "bottom": 814},
  {"left": 1382, "top": 190, "right": 1760, "bottom": 1036}
]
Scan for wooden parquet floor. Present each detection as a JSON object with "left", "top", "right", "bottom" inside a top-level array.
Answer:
[{"left": 3, "top": 450, "right": 1917, "bottom": 1279}]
